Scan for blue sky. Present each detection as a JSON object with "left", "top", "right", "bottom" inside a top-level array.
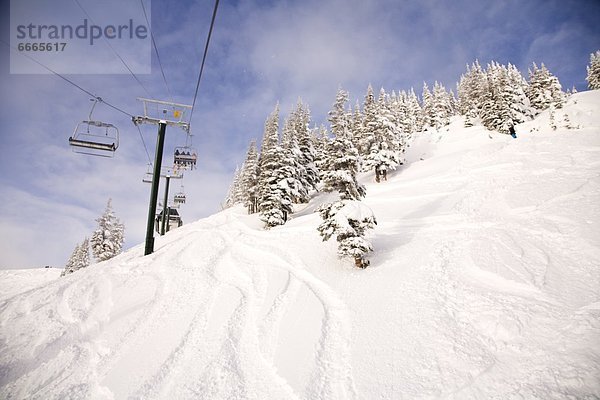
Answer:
[{"left": 1, "top": 0, "right": 598, "bottom": 268}]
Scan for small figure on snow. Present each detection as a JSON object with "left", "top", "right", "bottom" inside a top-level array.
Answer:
[
  {"left": 508, "top": 125, "right": 517, "bottom": 138},
  {"left": 375, "top": 164, "right": 387, "bottom": 183}
]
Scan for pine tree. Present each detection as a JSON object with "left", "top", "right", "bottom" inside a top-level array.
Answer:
[
  {"left": 430, "top": 81, "right": 453, "bottom": 130},
  {"left": 406, "top": 88, "right": 423, "bottom": 133},
  {"left": 362, "top": 88, "right": 403, "bottom": 182},
  {"left": 240, "top": 140, "right": 259, "bottom": 214},
  {"left": 458, "top": 59, "right": 533, "bottom": 131},
  {"left": 527, "top": 63, "right": 565, "bottom": 113},
  {"left": 280, "top": 114, "right": 308, "bottom": 204},
  {"left": 321, "top": 88, "right": 365, "bottom": 200},
  {"left": 61, "top": 243, "right": 80, "bottom": 276},
  {"left": 457, "top": 60, "right": 486, "bottom": 127},
  {"left": 358, "top": 84, "right": 377, "bottom": 156},
  {"left": 61, "top": 238, "right": 90, "bottom": 276},
  {"left": 77, "top": 237, "right": 90, "bottom": 271},
  {"left": 313, "top": 124, "right": 330, "bottom": 182},
  {"left": 284, "top": 100, "right": 319, "bottom": 203},
  {"left": 318, "top": 88, "right": 375, "bottom": 268},
  {"left": 317, "top": 200, "right": 376, "bottom": 268},
  {"left": 421, "top": 82, "right": 434, "bottom": 130},
  {"left": 391, "top": 91, "right": 411, "bottom": 137},
  {"left": 587, "top": 50, "right": 600, "bottom": 90},
  {"left": 480, "top": 62, "right": 512, "bottom": 133},
  {"left": 350, "top": 100, "right": 364, "bottom": 152},
  {"left": 257, "top": 104, "right": 292, "bottom": 228},
  {"left": 91, "top": 199, "right": 124, "bottom": 262},
  {"left": 223, "top": 165, "right": 243, "bottom": 209},
  {"left": 506, "top": 63, "right": 533, "bottom": 125}
]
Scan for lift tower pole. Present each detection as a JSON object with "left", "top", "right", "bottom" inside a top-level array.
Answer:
[
  {"left": 144, "top": 122, "right": 166, "bottom": 255},
  {"left": 133, "top": 98, "right": 192, "bottom": 256},
  {"left": 160, "top": 175, "right": 171, "bottom": 236}
]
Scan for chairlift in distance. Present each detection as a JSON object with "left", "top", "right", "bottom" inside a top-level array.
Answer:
[
  {"left": 174, "top": 185, "right": 186, "bottom": 204},
  {"left": 173, "top": 146, "right": 197, "bottom": 170},
  {"left": 69, "top": 97, "right": 119, "bottom": 157},
  {"left": 142, "top": 164, "right": 184, "bottom": 184},
  {"left": 142, "top": 163, "right": 153, "bottom": 183},
  {"left": 155, "top": 207, "right": 183, "bottom": 233}
]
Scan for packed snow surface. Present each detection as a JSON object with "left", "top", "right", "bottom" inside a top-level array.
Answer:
[{"left": 2, "top": 91, "right": 600, "bottom": 399}]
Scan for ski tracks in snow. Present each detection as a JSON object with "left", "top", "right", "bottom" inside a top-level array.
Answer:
[
  {"left": 103, "top": 217, "right": 356, "bottom": 400},
  {"left": 1, "top": 216, "right": 357, "bottom": 400}
]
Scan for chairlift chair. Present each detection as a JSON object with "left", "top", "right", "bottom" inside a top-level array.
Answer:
[
  {"left": 142, "top": 164, "right": 153, "bottom": 183},
  {"left": 174, "top": 190, "right": 186, "bottom": 204},
  {"left": 173, "top": 146, "right": 197, "bottom": 170},
  {"left": 155, "top": 207, "right": 183, "bottom": 233},
  {"left": 69, "top": 98, "right": 119, "bottom": 157}
]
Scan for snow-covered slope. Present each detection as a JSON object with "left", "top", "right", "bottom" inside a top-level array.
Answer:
[{"left": 2, "top": 91, "right": 599, "bottom": 399}]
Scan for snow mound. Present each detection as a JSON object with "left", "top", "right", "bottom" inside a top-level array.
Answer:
[{"left": 1, "top": 91, "right": 599, "bottom": 399}]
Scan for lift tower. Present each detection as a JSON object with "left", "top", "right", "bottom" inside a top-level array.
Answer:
[{"left": 133, "top": 98, "right": 192, "bottom": 256}]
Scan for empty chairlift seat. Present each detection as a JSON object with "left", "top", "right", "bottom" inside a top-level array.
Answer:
[{"left": 68, "top": 98, "right": 119, "bottom": 157}]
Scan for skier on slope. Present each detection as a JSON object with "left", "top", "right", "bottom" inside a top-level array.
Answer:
[{"left": 508, "top": 125, "right": 517, "bottom": 138}]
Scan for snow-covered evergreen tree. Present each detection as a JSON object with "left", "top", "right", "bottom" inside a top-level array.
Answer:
[
  {"left": 362, "top": 88, "right": 403, "bottom": 181},
  {"left": 505, "top": 63, "right": 534, "bottom": 124},
  {"left": 240, "top": 140, "right": 259, "bottom": 214},
  {"left": 91, "top": 199, "right": 124, "bottom": 262},
  {"left": 587, "top": 50, "right": 600, "bottom": 90},
  {"left": 321, "top": 88, "right": 365, "bottom": 200},
  {"left": 406, "top": 88, "right": 423, "bottom": 133},
  {"left": 313, "top": 124, "right": 330, "bottom": 182},
  {"left": 317, "top": 200, "right": 376, "bottom": 268},
  {"left": 459, "top": 61, "right": 533, "bottom": 134},
  {"left": 429, "top": 81, "right": 454, "bottom": 130},
  {"left": 223, "top": 165, "right": 243, "bottom": 208},
  {"left": 480, "top": 62, "right": 513, "bottom": 133},
  {"left": 61, "top": 243, "right": 79, "bottom": 276},
  {"left": 61, "top": 238, "right": 90, "bottom": 276},
  {"left": 350, "top": 99, "right": 364, "bottom": 153},
  {"left": 527, "top": 63, "right": 565, "bottom": 113},
  {"left": 358, "top": 84, "right": 377, "bottom": 157},
  {"left": 280, "top": 114, "right": 309, "bottom": 204},
  {"left": 391, "top": 90, "right": 417, "bottom": 139},
  {"left": 389, "top": 91, "right": 407, "bottom": 135},
  {"left": 457, "top": 60, "right": 486, "bottom": 127},
  {"left": 257, "top": 104, "right": 293, "bottom": 228},
  {"left": 318, "top": 88, "right": 375, "bottom": 268},
  {"left": 421, "top": 82, "right": 434, "bottom": 130},
  {"left": 286, "top": 100, "right": 319, "bottom": 202}
]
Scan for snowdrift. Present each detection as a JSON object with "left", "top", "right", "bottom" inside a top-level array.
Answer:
[{"left": 1, "top": 91, "right": 599, "bottom": 399}]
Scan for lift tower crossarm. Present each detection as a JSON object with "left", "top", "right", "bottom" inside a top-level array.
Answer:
[{"left": 132, "top": 116, "right": 190, "bottom": 133}]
